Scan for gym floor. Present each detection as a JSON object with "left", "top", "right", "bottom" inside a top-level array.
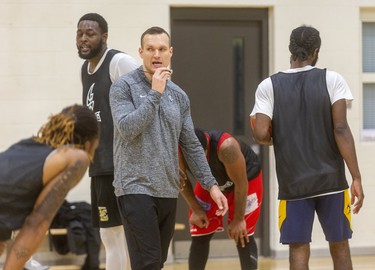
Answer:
[
  {"left": 44, "top": 255, "right": 375, "bottom": 269},
  {"left": 163, "top": 255, "right": 375, "bottom": 270}
]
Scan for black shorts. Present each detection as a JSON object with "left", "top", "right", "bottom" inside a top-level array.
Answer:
[{"left": 91, "top": 175, "right": 122, "bottom": 228}]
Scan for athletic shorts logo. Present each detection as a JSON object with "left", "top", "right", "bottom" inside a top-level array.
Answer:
[
  {"left": 343, "top": 189, "right": 352, "bottom": 230},
  {"left": 98, "top": 206, "right": 109, "bottom": 222},
  {"left": 278, "top": 200, "right": 287, "bottom": 231},
  {"left": 245, "top": 193, "right": 259, "bottom": 215},
  {"left": 195, "top": 196, "right": 211, "bottom": 211}
]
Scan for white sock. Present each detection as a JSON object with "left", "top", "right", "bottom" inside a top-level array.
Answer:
[{"left": 100, "top": 226, "right": 130, "bottom": 270}]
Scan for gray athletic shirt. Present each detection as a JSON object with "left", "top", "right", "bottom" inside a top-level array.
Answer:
[{"left": 110, "top": 67, "right": 217, "bottom": 198}]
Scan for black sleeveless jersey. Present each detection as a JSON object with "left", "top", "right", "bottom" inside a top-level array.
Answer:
[
  {"left": 207, "top": 130, "right": 261, "bottom": 192},
  {"left": 271, "top": 68, "right": 348, "bottom": 200},
  {"left": 0, "top": 138, "right": 53, "bottom": 231},
  {"left": 82, "top": 49, "right": 120, "bottom": 176}
]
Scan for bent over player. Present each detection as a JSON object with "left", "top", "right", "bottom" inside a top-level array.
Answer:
[
  {"left": 0, "top": 105, "right": 99, "bottom": 270},
  {"left": 180, "top": 129, "right": 263, "bottom": 270}
]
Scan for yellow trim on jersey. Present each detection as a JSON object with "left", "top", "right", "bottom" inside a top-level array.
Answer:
[
  {"left": 278, "top": 200, "right": 287, "bottom": 231},
  {"left": 343, "top": 189, "right": 352, "bottom": 230}
]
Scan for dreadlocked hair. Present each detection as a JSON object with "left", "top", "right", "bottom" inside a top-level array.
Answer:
[
  {"left": 33, "top": 104, "right": 99, "bottom": 149},
  {"left": 289, "top": 25, "right": 321, "bottom": 62}
]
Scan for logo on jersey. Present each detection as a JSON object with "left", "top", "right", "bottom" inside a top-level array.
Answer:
[
  {"left": 219, "top": 181, "right": 233, "bottom": 191},
  {"left": 98, "top": 206, "right": 109, "bottom": 222},
  {"left": 86, "top": 83, "right": 101, "bottom": 122},
  {"left": 86, "top": 83, "right": 95, "bottom": 110}
]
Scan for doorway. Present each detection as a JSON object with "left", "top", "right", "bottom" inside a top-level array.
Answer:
[{"left": 170, "top": 7, "right": 270, "bottom": 258}]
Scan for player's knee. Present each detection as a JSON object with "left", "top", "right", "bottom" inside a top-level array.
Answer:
[
  {"left": 237, "top": 235, "right": 258, "bottom": 270},
  {"left": 190, "top": 234, "right": 213, "bottom": 249}
]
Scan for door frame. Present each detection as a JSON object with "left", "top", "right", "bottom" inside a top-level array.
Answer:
[{"left": 170, "top": 7, "right": 271, "bottom": 256}]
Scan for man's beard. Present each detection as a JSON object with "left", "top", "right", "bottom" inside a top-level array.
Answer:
[{"left": 78, "top": 39, "right": 104, "bottom": 60}]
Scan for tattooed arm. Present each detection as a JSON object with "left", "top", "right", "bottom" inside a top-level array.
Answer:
[
  {"left": 3, "top": 147, "right": 90, "bottom": 270},
  {"left": 218, "top": 137, "right": 249, "bottom": 248}
]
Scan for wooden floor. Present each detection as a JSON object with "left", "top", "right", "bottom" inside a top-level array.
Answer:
[
  {"left": 162, "top": 255, "right": 375, "bottom": 270},
  {"left": 45, "top": 255, "right": 375, "bottom": 270}
]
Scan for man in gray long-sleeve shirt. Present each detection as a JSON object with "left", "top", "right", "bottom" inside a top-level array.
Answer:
[{"left": 109, "top": 26, "right": 228, "bottom": 270}]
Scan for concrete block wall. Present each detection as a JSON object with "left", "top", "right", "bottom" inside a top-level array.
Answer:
[{"left": 1, "top": 0, "right": 374, "bottom": 260}]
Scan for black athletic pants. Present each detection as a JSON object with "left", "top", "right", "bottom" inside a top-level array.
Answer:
[{"left": 117, "top": 194, "right": 177, "bottom": 270}]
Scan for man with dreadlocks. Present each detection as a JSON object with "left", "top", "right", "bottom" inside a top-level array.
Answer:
[
  {"left": 0, "top": 104, "right": 99, "bottom": 270},
  {"left": 251, "top": 25, "right": 364, "bottom": 270}
]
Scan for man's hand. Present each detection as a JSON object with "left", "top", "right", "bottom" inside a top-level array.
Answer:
[
  {"left": 151, "top": 68, "right": 172, "bottom": 94},
  {"left": 351, "top": 178, "right": 364, "bottom": 214},
  {"left": 189, "top": 208, "right": 209, "bottom": 228},
  {"left": 228, "top": 219, "right": 249, "bottom": 248},
  {"left": 209, "top": 185, "right": 228, "bottom": 216}
]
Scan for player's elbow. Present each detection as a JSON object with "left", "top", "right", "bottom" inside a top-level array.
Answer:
[
  {"left": 333, "top": 122, "right": 350, "bottom": 138},
  {"left": 253, "top": 130, "right": 272, "bottom": 145}
]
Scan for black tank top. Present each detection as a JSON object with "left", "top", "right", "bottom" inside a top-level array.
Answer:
[
  {"left": 82, "top": 49, "right": 120, "bottom": 176},
  {"left": 0, "top": 138, "right": 53, "bottom": 231},
  {"left": 271, "top": 68, "right": 348, "bottom": 200},
  {"left": 207, "top": 130, "right": 261, "bottom": 192}
]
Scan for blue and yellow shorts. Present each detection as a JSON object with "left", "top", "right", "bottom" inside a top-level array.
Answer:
[{"left": 278, "top": 189, "right": 352, "bottom": 244}]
